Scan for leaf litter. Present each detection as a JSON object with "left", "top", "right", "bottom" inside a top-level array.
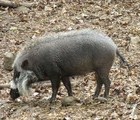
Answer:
[{"left": 0, "top": 0, "right": 140, "bottom": 119}]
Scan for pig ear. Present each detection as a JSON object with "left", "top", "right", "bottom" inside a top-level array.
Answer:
[{"left": 21, "top": 59, "right": 28, "bottom": 69}]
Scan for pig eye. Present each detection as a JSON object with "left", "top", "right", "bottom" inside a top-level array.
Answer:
[
  {"left": 16, "top": 72, "right": 20, "bottom": 78},
  {"left": 14, "top": 70, "right": 20, "bottom": 79}
]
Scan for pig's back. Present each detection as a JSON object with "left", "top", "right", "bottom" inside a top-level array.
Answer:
[
  {"left": 47, "top": 29, "right": 117, "bottom": 55},
  {"left": 45, "top": 29, "right": 117, "bottom": 49}
]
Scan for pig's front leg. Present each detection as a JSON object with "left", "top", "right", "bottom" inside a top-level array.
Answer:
[{"left": 50, "top": 78, "right": 61, "bottom": 103}]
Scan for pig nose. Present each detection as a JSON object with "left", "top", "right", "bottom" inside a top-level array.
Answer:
[{"left": 10, "top": 88, "right": 20, "bottom": 100}]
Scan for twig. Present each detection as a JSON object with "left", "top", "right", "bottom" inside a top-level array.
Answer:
[
  {"left": 0, "top": 82, "right": 51, "bottom": 90},
  {"left": 0, "top": 84, "right": 10, "bottom": 89},
  {"left": 0, "top": 0, "right": 34, "bottom": 8},
  {"left": 0, "top": 80, "right": 77, "bottom": 90},
  {"left": 0, "top": 0, "right": 19, "bottom": 8},
  {"left": 129, "top": 104, "right": 138, "bottom": 120}
]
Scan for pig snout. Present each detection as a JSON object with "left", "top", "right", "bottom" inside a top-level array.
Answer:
[{"left": 10, "top": 88, "right": 20, "bottom": 100}]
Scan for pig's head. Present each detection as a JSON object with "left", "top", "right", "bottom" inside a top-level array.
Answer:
[{"left": 10, "top": 59, "right": 38, "bottom": 100}]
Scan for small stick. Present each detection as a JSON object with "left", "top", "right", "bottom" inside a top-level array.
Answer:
[
  {"left": 0, "top": 80, "right": 77, "bottom": 90},
  {"left": 0, "top": 0, "right": 34, "bottom": 8},
  {"left": 0, "top": 82, "right": 51, "bottom": 90},
  {"left": 129, "top": 104, "right": 138, "bottom": 119},
  {"left": 0, "top": 0, "right": 19, "bottom": 8},
  {"left": 0, "top": 84, "right": 10, "bottom": 89}
]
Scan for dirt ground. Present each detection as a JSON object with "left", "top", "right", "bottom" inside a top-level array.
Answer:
[{"left": 0, "top": 0, "right": 140, "bottom": 120}]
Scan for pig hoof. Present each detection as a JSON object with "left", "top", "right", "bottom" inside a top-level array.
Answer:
[
  {"left": 94, "top": 97, "right": 108, "bottom": 103},
  {"left": 48, "top": 98, "right": 56, "bottom": 105},
  {"left": 49, "top": 101, "right": 56, "bottom": 105}
]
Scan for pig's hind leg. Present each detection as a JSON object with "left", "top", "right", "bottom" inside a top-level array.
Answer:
[
  {"left": 62, "top": 77, "right": 73, "bottom": 96},
  {"left": 96, "top": 68, "right": 111, "bottom": 98},
  {"left": 93, "top": 72, "right": 103, "bottom": 98}
]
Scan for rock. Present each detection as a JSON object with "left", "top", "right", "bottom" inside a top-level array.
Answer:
[
  {"left": 99, "top": 14, "right": 107, "bottom": 20},
  {"left": 126, "top": 93, "right": 138, "bottom": 104},
  {"left": 110, "top": 111, "right": 119, "bottom": 119},
  {"left": 3, "top": 52, "right": 15, "bottom": 71},
  {"left": 131, "top": 36, "right": 140, "bottom": 45},
  {"left": 130, "top": 27, "right": 140, "bottom": 35},
  {"left": 61, "top": 96, "right": 80, "bottom": 107},
  {"left": 44, "top": 6, "right": 53, "bottom": 11},
  {"left": 136, "top": 86, "right": 140, "bottom": 95},
  {"left": 9, "top": 26, "right": 18, "bottom": 31},
  {"left": 16, "top": 6, "right": 30, "bottom": 14},
  {"left": 94, "top": 97, "right": 108, "bottom": 103},
  {"left": 63, "top": 116, "right": 71, "bottom": 120}
]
